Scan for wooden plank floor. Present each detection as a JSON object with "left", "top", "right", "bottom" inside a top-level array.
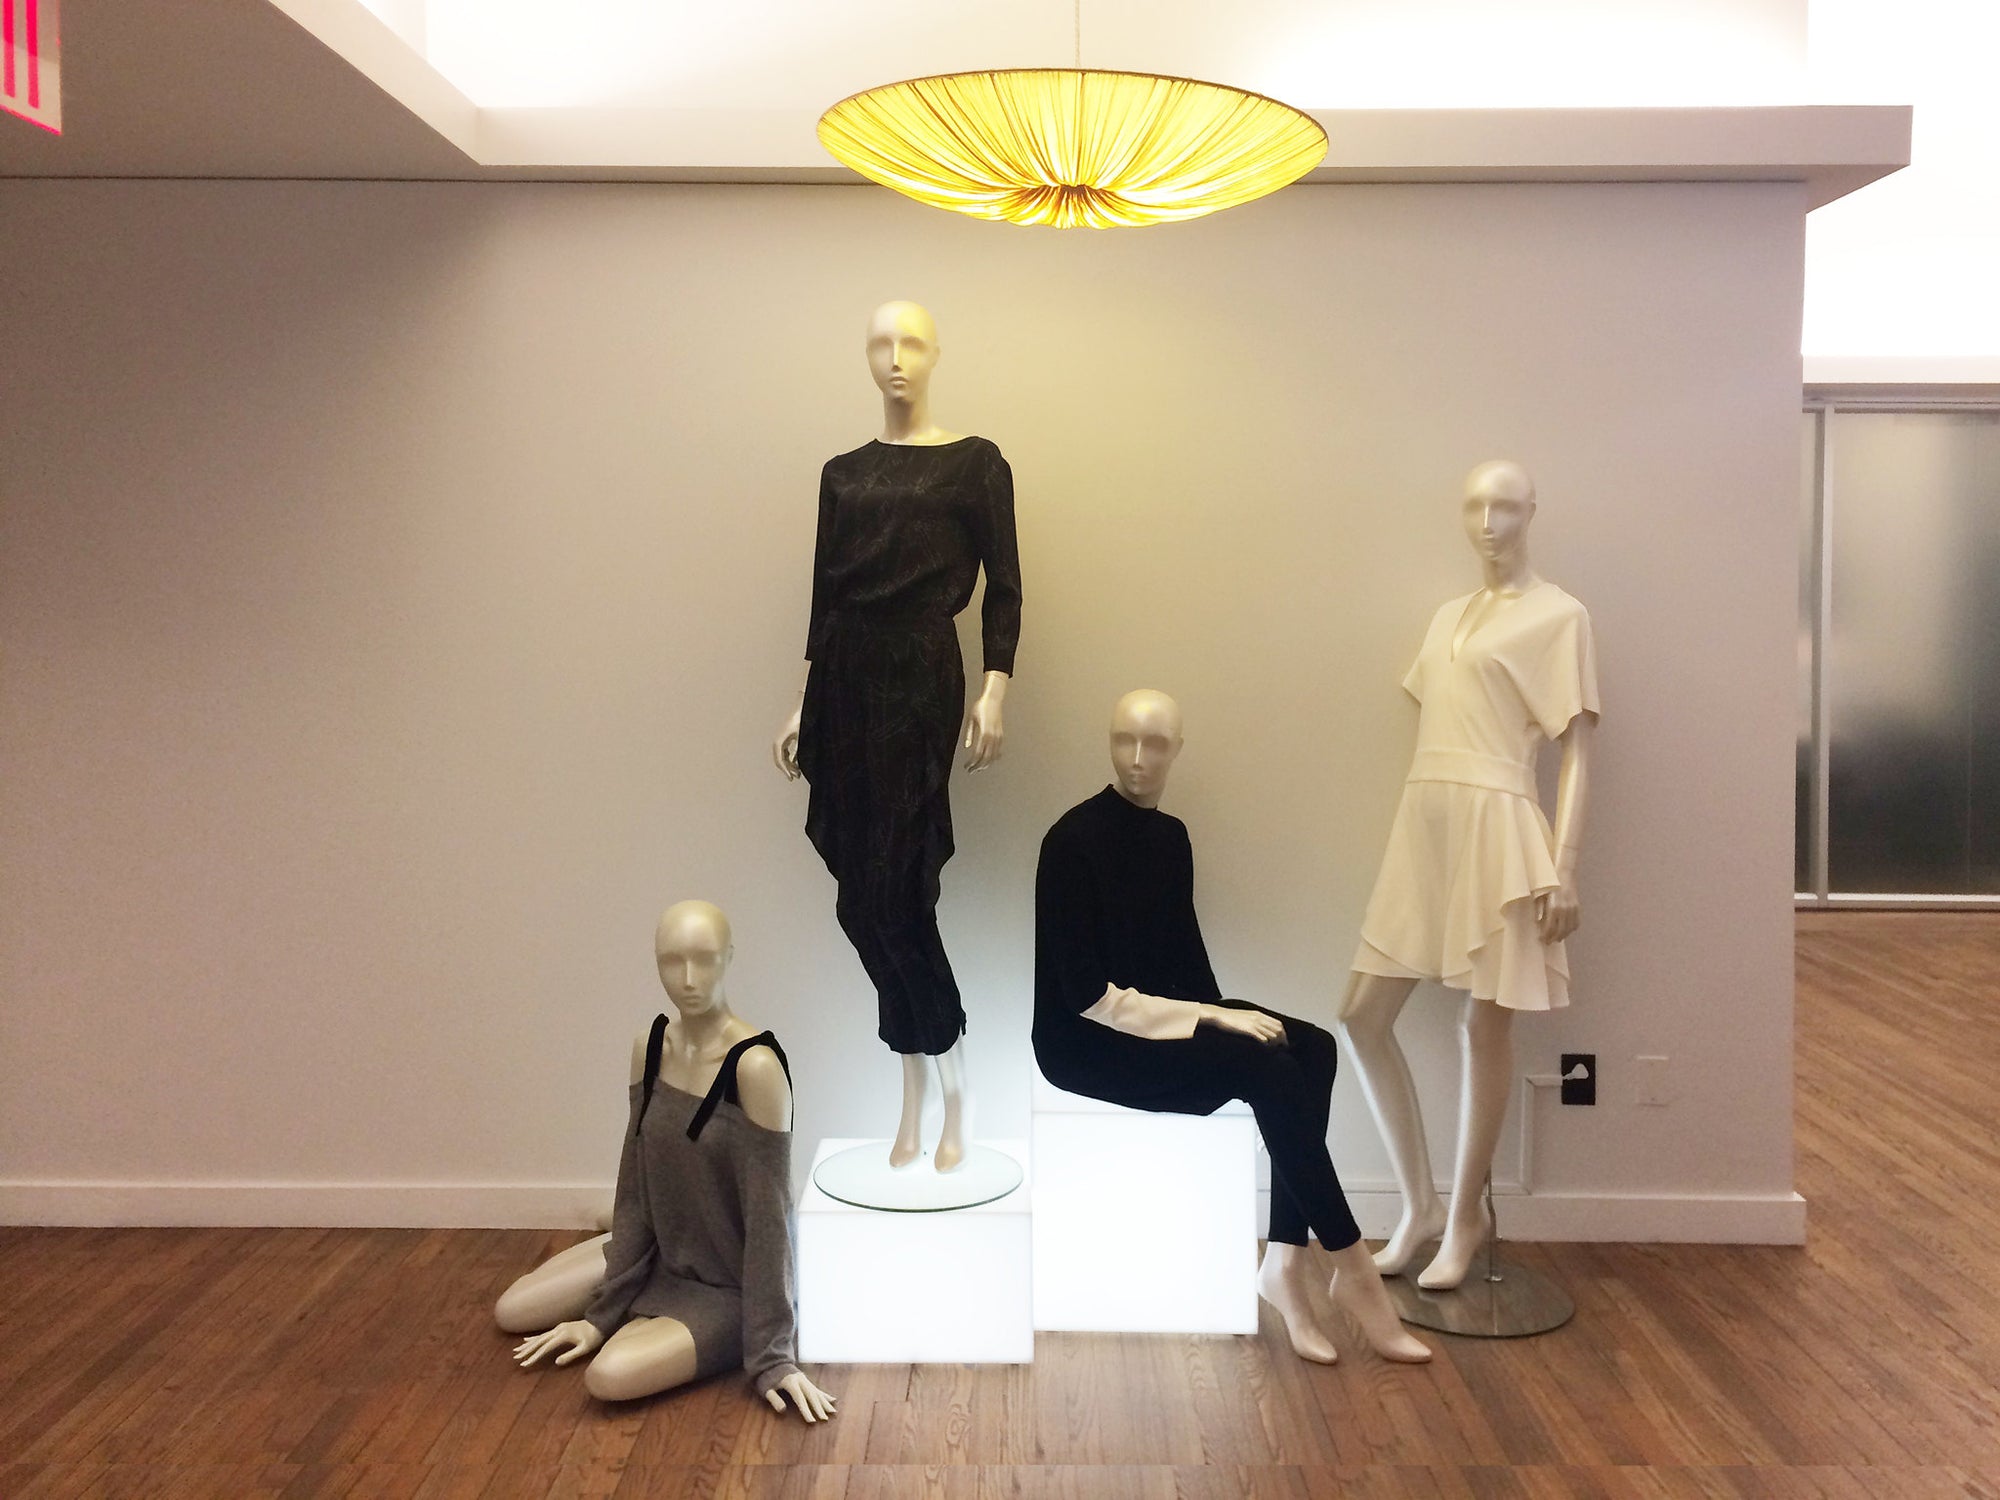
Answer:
[{"left": 4, "top": 913, "right": 1998, "bottom": 1498}]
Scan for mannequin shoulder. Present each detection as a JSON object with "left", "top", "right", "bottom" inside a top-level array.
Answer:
[
  {"left": 1040, "top": 795, "right": 1109, "bottom": 857},
  {"left": 1515, "top": 582, "right": 1591, "bottom": 637},
  {"left": 826, "top": 440, "right": 881, "bottom": 471},
  {"left": 1042, "top": 796, "right": 1093, "bottom": 840},
  {"left": 733, "top": 1043, "right": 793, "bottom": 1132},
  {"left": 1539, "top": 582, "right": 1590, "bottom": 620}
]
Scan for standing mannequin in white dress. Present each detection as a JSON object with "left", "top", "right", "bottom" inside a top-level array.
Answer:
[{"left": 1337, "top": 460, "right": 1599, "bottom": 1291}]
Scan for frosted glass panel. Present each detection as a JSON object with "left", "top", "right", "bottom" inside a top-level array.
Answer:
[
  {"left": 1797, "top": 410, "right": 1817, "bottom": 894},
  {"left": 1825, "top": 411, "right": 2000, "bottom": 894}
]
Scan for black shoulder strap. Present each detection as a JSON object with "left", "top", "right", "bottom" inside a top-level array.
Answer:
[
  {"left": 633, "top": 1012, "right": 669, "bottom": 1137},
  {"left": 687, "top": 1031, "right": 790, "bottom": 1141}
]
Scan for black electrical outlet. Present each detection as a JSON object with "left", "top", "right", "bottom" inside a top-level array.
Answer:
[{"left": 1560, "top": 1053, "right": 1596, "bottom": 1106}]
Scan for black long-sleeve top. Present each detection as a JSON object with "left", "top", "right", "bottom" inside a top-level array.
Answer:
[
  {"left": 803, "top": 436, "right": 1022, "bottom": 675},
  {"left": 1033, "top": 786, "right": 1223, "bottom": 1046}
]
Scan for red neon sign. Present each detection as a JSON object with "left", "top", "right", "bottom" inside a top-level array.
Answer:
[{"left": 2, "top": 0, "right": 60, "bottom": 135}]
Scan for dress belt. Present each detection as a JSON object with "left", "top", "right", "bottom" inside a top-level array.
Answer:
[
  {"left": 824, "top": 606, "right": 954, "bottom": 632},
  {"left": 1406, "top": 748, "right": 1536, "bottom": 798}
]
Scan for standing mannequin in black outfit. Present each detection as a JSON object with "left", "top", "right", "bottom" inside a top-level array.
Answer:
[
  {"left": 1034, "top": 691, "right": 1429, "bottom": 1365},
  {"left": 774, "top": 301, "right": 1022, "bottom": 1173}
]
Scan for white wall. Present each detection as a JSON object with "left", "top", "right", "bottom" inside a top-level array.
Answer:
[{"left": 0, "top": 177, "right": 1805, "bottom": 1238}]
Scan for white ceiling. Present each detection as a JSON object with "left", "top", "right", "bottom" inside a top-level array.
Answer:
[
  {"left": 0, "top": 0, "right": 1905, "bottom": 207},
  {"left": 405, "top": 0, "right": 1811, "bottom": 111},
  {"left": 0, "top": 0, "right": 472, "bottom": 178}
]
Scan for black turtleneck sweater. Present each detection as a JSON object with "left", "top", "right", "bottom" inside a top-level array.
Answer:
[
  {"left": 1031, "top": 785, "right": 1366, "bottom": 1251},
  {"left": 1033, "top": 786, "right": 1222, "bottom": 1053}
]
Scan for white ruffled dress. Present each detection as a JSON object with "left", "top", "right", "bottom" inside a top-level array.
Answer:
[{"left": 1352, "top": 581, "right": 1599, "bottom": 1011}]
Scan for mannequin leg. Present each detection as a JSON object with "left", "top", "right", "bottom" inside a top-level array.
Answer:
[
  {"left": 494, "top": 1233, "right": 610, "bottom": 1334},
  {"left": 1325, "top": 1240, "right": 1432, "bottom": 1363},
  {"left": 933, "top": 1039, "right": 971, "bottom": 1173},
  {"left": 1230, "top": 1022, "right": 1429, "bottom": 1364},
  {"left": 837, "top": 878, "right": 966, "bottom": 1171},
  {"left": 1217, "top": 1012, "right": 1431, "bottom": 1362},
  {"left": 1335, "top": 972, "right": 1442, "bottom": 1273},
  {"left": 1418, "top": 996, "right": 1515, "bottom": 1291},
  {"left": 582, "top": 1315, "right": 700, "bottom": 1402},
  {"left": 892, "top": 1054, "right": 931, "bottom": 1168},
  {"left": 1257, "top": 1242, "right": 1339, "bottom": 1364},
  {"left": 1254, "top": 1016, "right": 1339, "bottom": 1362}
]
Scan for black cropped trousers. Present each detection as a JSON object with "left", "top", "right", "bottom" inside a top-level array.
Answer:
[
  {"left": 833, "top": 883, "right": 964, "bottom": 1056},
  {"left": 800, "top": 614, "right": 968, "bottom": 1056},
  {"left": 1033, "top": 1000, "right": 1361, "bottom": 1251}
]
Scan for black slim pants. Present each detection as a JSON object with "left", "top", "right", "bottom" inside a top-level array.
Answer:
[{"left": 1033, "top": 1000, "right": 1361, "bottom": 1251}]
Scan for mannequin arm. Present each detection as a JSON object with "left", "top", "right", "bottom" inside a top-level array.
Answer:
[
  {"left": 765, "top": 1369, "right": 838, "bottom": 1422},
  {"left": 962, "top": 670, "right": 1009, "bottom": 771},
  {"left": 513, "top": 1319, "right": 603, "bottom": 1369},
  {"left": 772, "top": 665, "right": 810, "bottom": 780},
  {"left": 580, "top": 1067, "right": 661, "bottom": 1336},
  {"left": 1536, "top": 712, "right": 1596, "bottom": 942},
  {"left": 733, "top": 1045, "right": 793, "bottom": 1132},
  {"left": 1081, "top": 983, "right": 1200, "bottom": 1040},
  {"left": 1081, "top": 985, "right": 1284, "bottom": 1045}
]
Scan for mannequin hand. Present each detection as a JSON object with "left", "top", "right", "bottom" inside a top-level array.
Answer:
[
  {"left": 764, "top": 1370, "right": 838, "bottom": 1422},
  {"left": 512, "top": 1320, "right": 603, "bottom": 1369},
  {"left": 1534, "top": 881, "right": 1580, "bottom": 944},
  {"left": 772, "top": 703, "right": 803, "bottom": 780},
  {"left": 962, "top": 692, "right": 1004, "bottom": 772},
  {"left": 1199, "top": 1005, "right": 1285, "bottom": 1045}
]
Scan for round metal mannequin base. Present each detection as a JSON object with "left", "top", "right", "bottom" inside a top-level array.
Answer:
[
  {"left": 811, "top": 1141, "right": 1024, "bottom": 1212},
  {"left": 1384, "top": 1247, "right": 1576, "bottom": 1338}
]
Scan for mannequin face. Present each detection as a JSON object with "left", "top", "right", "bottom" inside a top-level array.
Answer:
[
  {"left": 1108, "top": 690, "right": 1185, "bottom": 808},
  {"left": 654, "top": 901, "right": 733, "bottom": 1017},
  {"left": 1461, "top": 460, "right": 1536, "bottom": 565},
  {"left": 866, "top": 301, "right": 940, "bottom": 403}
]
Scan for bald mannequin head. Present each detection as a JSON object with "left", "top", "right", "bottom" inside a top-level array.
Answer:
[
  {"left": 1462, "top": 459, "right": 1537, "bottom": 565},
  {"left": 866, "top": 300, "right": 941, "bottom": 401},
  {"left": 655, "top": 900, "right": 734, "bottom": 1016},
  {"left": 1109, "top": 689, "right": 1185, "bottom": 808}
]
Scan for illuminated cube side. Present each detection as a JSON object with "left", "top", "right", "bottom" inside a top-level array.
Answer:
[
  {"left": 1031, "top": 1076, "right": 1259, "bottom": 1333},
  {"left": 796, "top": 1137, "right": 1033, "bottom": 1364}
]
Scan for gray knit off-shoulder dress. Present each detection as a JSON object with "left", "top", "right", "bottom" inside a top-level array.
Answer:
[{"left": 582, "top": 1024, "right": 801, "bottom": 1398}]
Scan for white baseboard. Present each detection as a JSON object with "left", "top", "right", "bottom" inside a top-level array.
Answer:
[
  {"left": 1265, "top": 1187, "right": 1808, "bottom": 1246},
  {"left": 0, "top": 1181, "right": 614, "bottom": 1230},
  {"left": 3, "top": 1179, "right": 1804, "bottom": 1244}
]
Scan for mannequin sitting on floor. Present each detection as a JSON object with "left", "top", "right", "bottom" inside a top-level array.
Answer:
[
  {"left": 495, "top": 901, "right": 836, "bottom": 1420},
  {"left": 1032, "top": 690, "right": 1429, "bottom": 1365}
]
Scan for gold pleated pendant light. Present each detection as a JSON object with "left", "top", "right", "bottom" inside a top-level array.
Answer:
[{"left": 817, "top": 11, "right": 1327, "bottom": 229}]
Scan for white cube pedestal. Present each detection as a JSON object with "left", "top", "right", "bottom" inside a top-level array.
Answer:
[
  {"left": 796, "top": 1137, "right": 1033, "bottom": 1363},
  {"left": 1031, "top": 1075, "right": 1258, "bottom": 1333}
]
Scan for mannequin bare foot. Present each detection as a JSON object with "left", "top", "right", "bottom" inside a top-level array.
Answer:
[
  {"left": 933, "top": 1104, "right": 966, "bottom": 1173},
  {"left": 933, "top": 1041, "right": 970, "bottom": 1173},
  {"left": 891, "top": 1054, "right": 930, "bottom": 1168},
  {"left": 1327, "top": 1241, "right": 1432, "bottom": 1363},
  {"left": 1372, "top": 1200, "right": 1447, "bottom": 1276},
  {"left": 1417, "top": 1201, "right": 1494, "bottom": 1291},
  {"left": 1256, "top": 1244, "right": 1337, "bottom": 1363}
]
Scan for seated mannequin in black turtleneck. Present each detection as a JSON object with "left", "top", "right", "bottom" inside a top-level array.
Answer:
[{"left": 1032, "top": 690, "right": 1430, "bottom": 1367}]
